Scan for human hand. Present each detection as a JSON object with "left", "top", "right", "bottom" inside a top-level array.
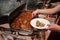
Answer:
[
  {"left": 32, "top": 9, "right": 39, "bottom": 17},
  {"left": 46, "top": 23, "right": 60, "bottom": 31}
]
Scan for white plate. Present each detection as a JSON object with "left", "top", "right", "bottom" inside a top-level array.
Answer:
[{"left": 30, "top": 18, "right": 50, "bottom": 29}]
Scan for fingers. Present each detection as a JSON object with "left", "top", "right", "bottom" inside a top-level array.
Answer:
[
  {"left": 32, "top": 12, "right": 35, "bottom": 17},
  {"left": 32, "top": 9, "right": 39, "bottom": 17},
  {"left": 32, "top": 11, "right": 37, "bottom": 17},
  {"left": 47, "top": 24, "right": 51, "bottom": 27},
  {"left": 46, "top": 24, "right": 52, "bottom": 30}
]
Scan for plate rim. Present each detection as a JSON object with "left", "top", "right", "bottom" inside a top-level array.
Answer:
[{"left": 30, "top": 18, "right": 50, "bottom": 29}]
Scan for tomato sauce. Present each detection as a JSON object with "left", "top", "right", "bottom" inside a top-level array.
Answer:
[{"left": 11, "top": 11, "right": 32, "bottom": 30}]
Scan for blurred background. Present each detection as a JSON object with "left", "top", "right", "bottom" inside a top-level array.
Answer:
[
  {"left": 0, "top": 0, "right": 45, "bottom": 24},
  {"left": 0, "top": 0, "right": 45, "bottom": 16}
]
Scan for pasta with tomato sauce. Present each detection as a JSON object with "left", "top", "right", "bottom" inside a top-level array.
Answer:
[{"left": 11, "top": 11, "right": 32, "bottom": 30}]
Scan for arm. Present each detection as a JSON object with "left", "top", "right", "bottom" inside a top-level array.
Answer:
[
  {"left": 57, "top": 26, "right": 60, "bottom": 32},
  {"left": 32, "top": 2, "right": 60, "bottom": 16},
  {"left": 37, "top": 5, "right": 60, "bottom": 14},
  {"left": 47, "top": 24, "right": 60, "bottom": 32}
]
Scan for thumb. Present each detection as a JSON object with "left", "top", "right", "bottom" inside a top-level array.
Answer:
[
  {"left": 46, "top": 24, "right": 51, "bottom": 30},
  {"left": 32, "top": 12, "right": 35, "bottom": 17},
  {"left": 32, "top": 12, "right": 37, "bottom": 18}
]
